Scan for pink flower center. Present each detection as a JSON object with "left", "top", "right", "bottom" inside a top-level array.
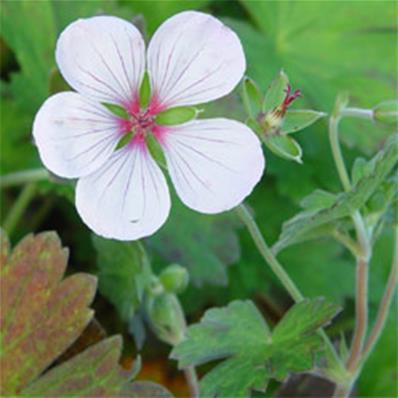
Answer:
[{"left": 118, "top": 105, "right": 164, "bottom": 148}]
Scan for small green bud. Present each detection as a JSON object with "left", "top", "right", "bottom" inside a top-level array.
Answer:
[
  {"left": 145, "top": 293, "right": 186, "bottom": 346},
  {"left": 373, "top": 100, "right": 398, "bottom": 126},
  {"left": 159, "top": 264, "right": 189, "bottom": 294}
]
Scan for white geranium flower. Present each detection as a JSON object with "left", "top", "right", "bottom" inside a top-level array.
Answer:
[{"left": 33, "top": 11, "right": 265, "bottom": 240}]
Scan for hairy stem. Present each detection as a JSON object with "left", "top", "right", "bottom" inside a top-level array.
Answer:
[
  {"left": 2, "top": 183, "right": 37, "bottom": 235},
  {"left": 346, "top": 257, "right": 368, "bottom": 371},
  {"left": 183, "top": 365, "right": 200, "bottom": 398},
  {"left": 329, "top": 101, "right": 373, "bottom": 398},
  {"left": 363, "top": 226, "right": 398, "bottom": 359},
  {"left": 236, "top": 203, "right": 343, "bottom": 368},
  {"left": 0, "top": 168, "right": 48, "bottom": 188}
]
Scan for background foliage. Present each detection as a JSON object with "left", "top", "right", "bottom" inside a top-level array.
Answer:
[{"left": 1, "top": 1, "right": 397, "bottom": 397}]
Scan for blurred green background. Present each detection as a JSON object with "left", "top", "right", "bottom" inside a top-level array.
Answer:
[{"left": 1, "top": 0, "right": 397, "bottom": 396}]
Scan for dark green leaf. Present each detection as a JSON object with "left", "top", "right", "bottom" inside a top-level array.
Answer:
[
  {"left": 148, "top": 201, "right": 241, "bottom": 287},
  {"left": 92, "top": 236, "right": 152, "bottom": 321},
  {"left": 172, "top": 298, "right": 340, "bottom": 397},
  {"left": 274, "top": 134, "right": 398, "bottom": 253},
  {"left": 300, "top": 189, "right": 338, "bottom": 211}
]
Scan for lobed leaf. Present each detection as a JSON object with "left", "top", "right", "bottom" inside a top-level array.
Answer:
[
  {"left": 21, "top": 336, "right": 132, "bottom": 397},
  {"left": 172, "top": 298, "right": 340, "bottom": 397},
  {"left": 0, "top": 232, "right": 97, "bottom": 395},
  {"left": 274, "top": 134, "right": 398, "bottom": 253}
]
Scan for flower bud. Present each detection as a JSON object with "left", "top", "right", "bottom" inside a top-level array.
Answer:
[
  {"left": 159, "top": 264, "right": 189, "bottom": 294},
  {"left": 145, "top": 292, "right": 186, "bottom": 346},
  {"left": 373, "top": 100, "right": 398, "bottom": 126},
  {"left": 259, "top": 84, "right": 301, "bottom": 135}
]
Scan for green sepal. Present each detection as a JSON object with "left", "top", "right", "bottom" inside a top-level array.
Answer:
[
  {"left": 246, "top": 117, "right": 263, "bottom": 136},
  {"left": 139, "top": 72, "right": 151, "bottom": 109},
  {"left": 116, "top": 131, "right": 134, "bottom": 150},
  {"left": 373, "top": 99, "right": 398, "bottom": 126},
  {"left": 262, "top": 70, "right": 289, "bottom": 112},
  {"left": 242, "top": 76, "right": 263, "bottom": 118},
  {"left": 263, "top": 134, "right": 303, "bottom": 163},
  {"left": 282, "top": 109, "right": 326, "bottom": 134},
  {"left": 102, "top": 103, "right": 129, "bottom": 119},
  {"left": 156, "top": 106, "right": 197, "bottom": 126},
  {"left": 146, "top": 134, "right": 167, "bottom": 170}
]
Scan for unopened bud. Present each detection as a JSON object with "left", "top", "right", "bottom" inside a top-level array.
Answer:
[
  {"left": 373, "top": 100, "right": 398, "bottom": 126},
  {"left": 159, "top": 264, "right": 189, "bottom": 294},
  {"left": 145, "top": 292, "right": 186, "bottom": 346}
]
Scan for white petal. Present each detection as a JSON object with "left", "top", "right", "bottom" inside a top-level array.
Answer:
[
  {"left": 33, "top": 92, "right": 122, "bottom": 178},
  {"left": 162, "top": 118, "right": 265, "bottom": 213},
  {"left": 147, "top": 11, "right": 245, "bottom": 111},
  {"left": 76, "top": 144, "right": 171, "bottom": 240},
  {"left": 56, "top": 16, "right": 145, "bottom": 108}
]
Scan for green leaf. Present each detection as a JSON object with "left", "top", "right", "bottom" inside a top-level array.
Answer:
[
  {"left": 172, "top": 298, "right": 340, "bottom": 397},
  {"left": 242, "top": 76, "right": 263, "bottom": 118},
  {"left": 0, "top": 231, "right": 97, "bottom": 395},
  {"left": 274, "top": 133, "right": 398, "bottom": 253},
  {"left": 262, "top": 70, "right": 289, "bottom": 112},
  {"left": 21, "top": 336, "right": 132, "bottom": 397},
  {"left": 139, "top": 72, "right": 151, "bottom": 109},
  {"left": 148, "top": 200, "right": 241, "bottom": 287},
  {"left": 156, "top": 106, "right": 197, "bottom": 126},
  {"left": 263, "top": 134, "right": 303, "bottom": 163},
  {"left": 282, "top": 110, "right": 326, "bottom": 134},
  {"left": 103, "top": 103, "right": 130, "bottom": 119},
  {"left": 0, "top": 0, "right": 56, "bottom": 112},
  {"left": 92, "top": 236, "right": 152, "bottom": 321},
  {"left": 233, "top": 1, "right": 397, "bottom": 152},
  {"left": 121, "top": 0, "right": 211, "bottom": 34},
  {"left": 300, "top": 189, "right": 338, "bottom": 211}
]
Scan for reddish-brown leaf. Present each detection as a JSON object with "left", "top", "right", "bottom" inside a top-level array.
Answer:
[{"left": 0, "top": 232, "right": 97, "bottom": 395}]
